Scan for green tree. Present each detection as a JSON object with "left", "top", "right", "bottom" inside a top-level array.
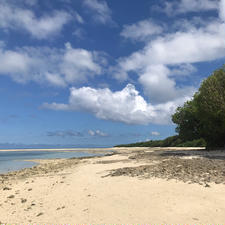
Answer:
[
  {"left": 172, "top": 99, "right": 201, "bottom": 141},
  {"left": 172, "top": 66, "right": 225, "bottom": 148},
  {"left": 195, "top": 67, "right": 225, "bottom": 147}
]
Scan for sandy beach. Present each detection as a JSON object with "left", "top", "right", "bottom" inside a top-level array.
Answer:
[{"left": 0, "top": 147, "right": 225, "bottom": 224}]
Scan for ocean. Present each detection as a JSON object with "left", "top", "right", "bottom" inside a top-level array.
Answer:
[{"left": 0, "top": 149, "right": 105, "bottom": 174}]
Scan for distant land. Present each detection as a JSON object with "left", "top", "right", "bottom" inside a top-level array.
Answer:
[{"left": 115, "top": 135, "right": 206, "bottom": 148}]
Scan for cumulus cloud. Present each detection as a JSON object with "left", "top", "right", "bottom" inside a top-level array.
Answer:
[
  {"left": 151, "top": 131, "right": 160, "bottom": 136},
  {"left": 88, "top": 129, "right": 108, "bottom": 137},
  {"left": 0, "top": 1, "right": 78, "bottom": 39},
  {"left": 43, "top": 84, "right": 192, "bottom": 125},
  {"left": 110, "top": 7, "right": 225, "bottom": 124},
  {"left": 118, "top": 22, "right": 225, "bottom": 71},
  {"left": 115, "top": 20, "right": 224, "bottom": 103},
  {"left": 83, "top": 0, "right": 114, "bottom": 24},
  {"left": 159, "top": 0, "right": 218, "bottom": 15},
  {"left": 47, "top": 130, "right": 83, "bottom": 137},
  {"left": 138, "top": 65, "right": 196, "bottom": 103},
  {"left": 0, "top": 43, "right": 105, "bottom": 86},
  {"left": 121, "top": 20, "right": 164, "bottom": 42},
  {"left": 61, "top": 43, "right": 102, "bottom": 83}
]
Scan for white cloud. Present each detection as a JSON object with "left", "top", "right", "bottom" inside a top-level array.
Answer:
[
  {"left": 151, "top": 131, "right": 160, "bottom": 136},
  {"left": 138, "top": 65, "right": 196, "bottom": 103},
  {"left": 220, "top": 0, "right": 225, "bottom": 21},
  {"left": 61, "top": 43, "right": 102, "bottom": 83},
  {"left": 0, "top": 1, "right": 75, "bottom": 39},
  {"left": 73, "top": 28, "right": 86, "bottom": 39},
  {"left": 160, "top": 0, "right": 218, "bottom": 15},
  {"left": 118, "top": 21, "right": 225, "bottom": 71},
  {"left": 74, "top": 12, "right": 84, "bottom": 24},
  {"left": 169, "top": 64, "right": 197, "bottom": 77},
  {"left": 83, "top": 0, "right": 114, "bottom": 24},
  {"left": 110, "top": 10, "right": 225, "bottom": 123},
  {"left": 121, "top": 20, "right": 163, "bottom": 42},
  {"left": 47, "top": 130, "right": 83, "bottom": 137},
  {"left": 115, "top": 20, "right": 224, "bottom": 103},
  {"left": 0, "top": 43, "right": 105, "bottom": 86},
  {"left": 88, "top": 130, "right": 95, "bottom": 136},
  {"left": 43, "top": 84, "right": 192, "bottom": 125},
  {"left": 45, "top": 73, "right": 67, "bottom": 87},
  {"left": 0, "top": 48, "right": 33, "bottom": 83},
  {"left": 88, "top": 130, "right": 108, "bottom": 137}
]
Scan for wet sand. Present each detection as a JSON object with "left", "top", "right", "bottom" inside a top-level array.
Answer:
[{"left": 0, "top": 147, "right": 225, "bottom": 224}]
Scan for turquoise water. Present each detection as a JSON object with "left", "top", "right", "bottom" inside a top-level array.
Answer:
[{"left": 0, "top": 150, "right": 103, "bottom": 174}]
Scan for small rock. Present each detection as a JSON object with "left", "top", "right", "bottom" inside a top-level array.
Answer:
[{"left": 205, "top": 183, "right": 210, "bottom": 188}]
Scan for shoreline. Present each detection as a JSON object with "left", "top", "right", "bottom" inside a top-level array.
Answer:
[
  {"left": 0, "top": 147, "right": 225, "bottom": 224},
  {"left": 0, "top": 149, "right": 115, "bottom": 175},
  {"left": 0, "top": 147, "right": 115, "bottom": 152}
]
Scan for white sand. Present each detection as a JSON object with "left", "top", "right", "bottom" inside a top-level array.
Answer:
[{"left": 0, "top": 152, "right": 225, "bottom": 224}]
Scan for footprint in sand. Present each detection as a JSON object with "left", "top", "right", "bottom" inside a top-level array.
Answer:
[
  {"left": 21, "top": 198, "right": 27, "bottom": 203},
  {"left": 7, "top": 195, "right": 15, "bottom": 199},
  {"left": 56, "top": 205, "right": 66, "bottom": 210},
  {"left": 3, "top": 187, "right": 11, "bottom": 191}
]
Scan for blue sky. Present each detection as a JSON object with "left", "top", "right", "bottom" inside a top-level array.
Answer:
[{"left": 0, "top": 0, "right": 224, "bottom": 148}]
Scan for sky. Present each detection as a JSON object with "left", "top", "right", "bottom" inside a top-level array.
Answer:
[{"left": 0, "top": 0, "right": 224, "bottom": 148}]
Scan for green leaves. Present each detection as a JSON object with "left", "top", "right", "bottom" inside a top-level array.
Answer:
[{"left": 172, "top": 65, "right": 225, "bottom": 147}]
